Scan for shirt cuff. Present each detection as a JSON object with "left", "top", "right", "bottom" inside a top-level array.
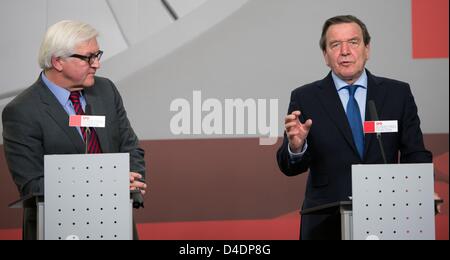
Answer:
[{"left": 288, "top": 141, "right": 308, "bottom": 162}]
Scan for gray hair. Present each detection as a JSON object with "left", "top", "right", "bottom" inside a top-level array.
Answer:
[
  {"left": 320, "top": 15, "right": 371, "bottom": 52},
  {"left": 38, "top": 20, "right": 99, "bottom": 70}
]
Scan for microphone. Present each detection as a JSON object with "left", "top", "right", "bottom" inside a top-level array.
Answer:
[
  {"left": 84, "top": 104, "right": 92, "bottom": 154},
  {"left": 368, "top": 100, "right": 387, "bottom": 164}
]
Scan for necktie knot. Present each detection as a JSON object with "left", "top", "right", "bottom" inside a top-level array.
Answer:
[
  {"left": 345, "top": 85, "right": 360, "bottom": 97},
  {"left": 69, "top": 91, "right": 81, "bottom": 102},
  {"left": 69, "top": 92, "right": 84, "bottom": 115}
]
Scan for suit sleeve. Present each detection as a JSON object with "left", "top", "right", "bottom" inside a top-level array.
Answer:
[
  {"left": 109, "top": 80, "right": 147, "bottom": 179},
  {"left": 2, "top": 102, "right": 45, "bottom": 196},
  {"left": 399, "top": 84, "right": 432, "bottom": 163},
  {"left": 276, "top": 90, "right": 312, "bottom": 176}
]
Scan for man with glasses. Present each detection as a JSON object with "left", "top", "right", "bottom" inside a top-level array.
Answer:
[
  {"left": 2, "top": 20, "right": 146, "bottom": 240},
  {"left": 277, "top": 15, "right": 433, "bottom": 239}
]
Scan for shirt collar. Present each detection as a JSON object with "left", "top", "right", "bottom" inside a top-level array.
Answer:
[
  {"left": 41, "top": 72, "right": 84, "bottom": 106},
  {"left": 332, "top": 69, "right": 368, "bottom": 92}
]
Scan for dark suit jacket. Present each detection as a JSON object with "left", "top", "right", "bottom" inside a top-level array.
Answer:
[
  {"left": 2, "top": 74, "right": 146, "bottom": 240},
  {"left": 277, "top": 70, "right": 432, "bottom": 240}
]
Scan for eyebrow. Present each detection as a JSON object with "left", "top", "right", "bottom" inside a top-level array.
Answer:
[
  {"left": 78, "top": 50, "right": 101, "bottom": 56},
  {"left": 329, "top": 37, "right": 361, "bottom": 44}
]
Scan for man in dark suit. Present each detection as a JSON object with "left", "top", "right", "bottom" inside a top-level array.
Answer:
[
  {"left": 277, "top": 15, "right": 432, "bottom": 240},
  {"left": 2, "top": 20, "right": 147, "bottom": 240}
]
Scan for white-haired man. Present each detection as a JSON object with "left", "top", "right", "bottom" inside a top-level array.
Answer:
[{"left": 2, "top": 20, "right": 147, "bottom": 240}]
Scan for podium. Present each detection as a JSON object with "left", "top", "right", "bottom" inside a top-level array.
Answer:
[
  {"left": 9, "top": 153, "right": 133, "bottom": 240},
  {"left": 301, "top": 163, "right": 436, "bottom": 240}
]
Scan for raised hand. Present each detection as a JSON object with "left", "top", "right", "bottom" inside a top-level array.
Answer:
[{"left": 285, "top": 111, "right": 312, "bottom": 153}]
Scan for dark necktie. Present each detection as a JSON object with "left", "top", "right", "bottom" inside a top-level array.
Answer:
[
  {"left": 69, "top": 92, "right": 102, "bottom": 154},
  {"left": 345, "top": 85, "right": 364, "bottom": 159}
]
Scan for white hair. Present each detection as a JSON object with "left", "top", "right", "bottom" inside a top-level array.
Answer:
[{"left": 38, "top": 20, "right": 99, "bottom": 70}]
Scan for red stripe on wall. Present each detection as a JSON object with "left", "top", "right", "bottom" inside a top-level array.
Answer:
[
  {"left": 412, "top": 0, "right": 449, "bottom": 58},
  {"left": 0, "top": 229, "right": 21, "bottom": 240},
  {"left": 137, "top": 211, "right": 300, "bottom": 240}
]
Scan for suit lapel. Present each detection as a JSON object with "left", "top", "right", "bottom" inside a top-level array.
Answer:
[
  {"left": 315, "top": 73, "right": 360, "bottom": 156},
  {"left": 37, "top": 79, "right": 85, "bottom": 153},
  {"left": 84, "top": 88, "right": 110, "bottom": 153},
  {"left": 363, "top": 71, "right": 388, "bottom": 157}
]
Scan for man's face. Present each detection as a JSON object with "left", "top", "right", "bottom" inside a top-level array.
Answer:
[
  {"left": 61, "top": 38, "right": 101, "bottom": 88},
  {"left": 323, "top": 22, "right": 370, "bottom": 84}
]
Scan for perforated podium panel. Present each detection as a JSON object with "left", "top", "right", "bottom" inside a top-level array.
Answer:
[
  {"left": 352, "top": 164, "right": 435, "bottom": 240},
  {"left": 44, "top": 153, "right": 132, "bottom": 240}
]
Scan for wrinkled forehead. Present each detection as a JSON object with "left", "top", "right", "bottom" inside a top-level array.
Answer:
[{"left": 326, "top": 23, "right": 363, "bottom": 41}]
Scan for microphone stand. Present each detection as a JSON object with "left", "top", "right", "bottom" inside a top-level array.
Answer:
[
  {"left": 376, "top": 132, "right": 387, "bottom": 164},
  {"left": 85, "top": 127, "right": 91, "bottom": 154},
  {"left": 368, "top": 100, "right": 387, "bottom": 164}
]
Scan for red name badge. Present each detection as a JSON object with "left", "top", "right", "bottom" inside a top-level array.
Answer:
[
  {"left": 364, "top": 121, "right": 398, "bottom": 134},
  {"left": 69, "top": 115, "right": 105, "bottom": 128}
]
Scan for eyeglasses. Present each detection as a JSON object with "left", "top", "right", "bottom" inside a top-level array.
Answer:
[{"left": 69, "top": 50, "right": 103, "bottom": 65}]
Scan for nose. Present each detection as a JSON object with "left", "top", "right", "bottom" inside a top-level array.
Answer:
[
  {"left": 340, "top": 42, "right": 351, "bottom": 56},
  {"left": 91, "top": 57, "right": 101, "bottom": 69}
]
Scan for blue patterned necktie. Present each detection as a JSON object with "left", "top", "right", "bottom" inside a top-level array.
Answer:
[{"left": 345, "top": 85, "right": 364, "bottom": 159}]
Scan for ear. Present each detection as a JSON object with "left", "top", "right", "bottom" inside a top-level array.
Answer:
[
  {"left": 365, "top": 44, "right": 371, "bottom": 61},
  {"left": 51, "top": 56, "right": 64, "bottom": 72},
  {"left": 323, "top": 50, "right": 330, "bottom": 67}
]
